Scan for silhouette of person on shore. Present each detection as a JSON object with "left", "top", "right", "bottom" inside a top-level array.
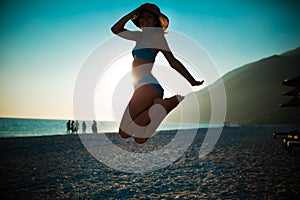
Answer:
[
  {"left": 92, "top": 120, "right": 98, "bottom": 133},
  {"left": 71, "top": 120, "right": 75, "bottom": 134},
  {"left": 75, "top": 120, "right": 79, "bottom": 134},
  {"left": 82, "top": 121, "right": 87, "bottom": 133},
  {"left": 111, "top": 3, "right": 203, "bottom": 144},
  {"left": 66, "top": 120, "right": 71, "bottom": 134}
]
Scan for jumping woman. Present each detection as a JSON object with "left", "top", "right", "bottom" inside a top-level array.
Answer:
[{"left": 111, "top": 3, "right": 204, "bottom": 144}]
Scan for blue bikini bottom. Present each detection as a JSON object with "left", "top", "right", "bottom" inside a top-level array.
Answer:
[{"left": 134, "top": 76, "right": 164, "bottom": 97}]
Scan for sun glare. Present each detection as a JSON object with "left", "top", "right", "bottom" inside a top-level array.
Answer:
[
  {"left": 93, "top": 52, "right": 204, "bottom": 122},
  {"left": 94, "top": 54, "right": 133, "bottom": 121}
]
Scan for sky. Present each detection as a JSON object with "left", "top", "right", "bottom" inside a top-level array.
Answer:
[{"left": 1, "top": 0, "right": 300, "bottom": 120}]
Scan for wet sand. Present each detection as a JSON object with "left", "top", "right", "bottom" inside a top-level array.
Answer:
[{"left": 0, "top": 126, "right": 299, "bottom": 199}]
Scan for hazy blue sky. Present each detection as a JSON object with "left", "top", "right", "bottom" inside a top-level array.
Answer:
[{"left": 1, "top": 0, "right": 300, "bottom": 119}]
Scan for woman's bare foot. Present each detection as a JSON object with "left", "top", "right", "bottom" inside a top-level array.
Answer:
[
  {"left": 176, "top": 95, "right": 184, "bottom": 102},
  {"left": 154, "top": 95, "right": 184, "bottom": 113}
]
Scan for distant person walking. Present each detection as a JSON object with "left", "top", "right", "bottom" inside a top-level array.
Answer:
[
  {"left": 82, "top": 121, "right": 87, "bottom": 133},
  {"left": 71, "top": 120, "right": 75, "bottom": 134},
  {"left": 92, "top": 120, "right": 98, "bottom": 133},
  {"left": 75, "top": 120, "right": 79, "bottom": 134},
  {"left": 66, "top": 120, "right": 71, "bottom": 134}
]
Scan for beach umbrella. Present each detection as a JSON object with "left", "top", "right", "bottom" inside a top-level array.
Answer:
[
  {"left": 282, "top": 87, "right": 300, "bottom": 96},
  {"left": 280, "top": 96, "right": 300, "bottom": 107},
  {"left": 282, "top": 76, "right": 300, "bottom": 87}
]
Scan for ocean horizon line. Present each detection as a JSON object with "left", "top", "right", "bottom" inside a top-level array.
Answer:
[{"left": 0, "top": 118, "right": 228, "bottom": 139}]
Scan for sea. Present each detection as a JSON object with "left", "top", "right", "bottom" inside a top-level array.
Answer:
[{"left": 0, "top": 118, "right": 219, "bottom": 138}]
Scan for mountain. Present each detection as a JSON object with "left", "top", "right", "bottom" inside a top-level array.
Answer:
[{"left": 168, "top": 47, "right": 300, "bottom": 125}]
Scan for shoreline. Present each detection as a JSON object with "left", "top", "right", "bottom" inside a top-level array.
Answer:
[{"left": 0, "top": 124, "right": 299, "bottom": 139}]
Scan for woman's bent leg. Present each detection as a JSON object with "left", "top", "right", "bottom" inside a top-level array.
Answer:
[
  {"left": 118, "top": 84, "right": 184, "bottom": 144},
  {"left": 119, "top": 84, "right": 161, "bottom": 138}
]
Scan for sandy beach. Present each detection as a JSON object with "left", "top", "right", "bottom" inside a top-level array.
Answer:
[{"left": 0, "top": 126, "right": 299, "bottom": 199}]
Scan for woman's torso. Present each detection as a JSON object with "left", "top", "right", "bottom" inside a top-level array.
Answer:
[{"left": 132, "top": 41, "right": 159, "bottom": 82}]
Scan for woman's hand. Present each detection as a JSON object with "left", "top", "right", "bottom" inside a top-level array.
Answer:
[
  {"left": 112, "top": 5, "right": 143, "bottom": 35},
  {"left": 131, "top": 8, "right": 140, "bottom": 20},
  {"left": 131, "top": 4, "right": 146, "bottom": 19},
  {"left": 132, "top": 3, "right": 153, "bottom": 19},
  {"left": 191, "top": 80, "right": 204, "bottom": 86}
]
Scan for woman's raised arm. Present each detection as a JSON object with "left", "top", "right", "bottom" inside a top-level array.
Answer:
[
  {"left": 161, "top": 49, "right": 204, "bottom": 86},
  {"left": 156, "top": 34, "right": 203, "bottom": 86},
  {"left": 111, "top": 8, "right": 141, "bottom": 41}
]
